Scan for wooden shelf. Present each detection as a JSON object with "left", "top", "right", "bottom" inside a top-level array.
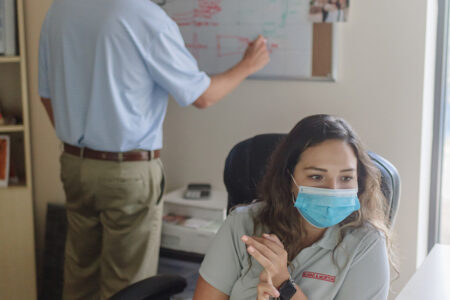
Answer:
[
  {"left": 0, "top": 184, "right": 30, "bottom": 200},
  {"left": 0, "top": 183, "right": 28, "bottom": 190},
  {"left": 0, "top": 56, "right": 21, "bottom": 63},
  {"left": 0, "top": 125, "right": 24, "bottom": 133},
  {"left": 0, "top": 0, "right": 37, "bottom": 298}
]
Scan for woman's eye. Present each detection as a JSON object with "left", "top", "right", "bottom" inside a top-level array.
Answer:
[
  {"left": 309, "top": 175, "right": 323, "bottom": 181},
  {"left": 341, "top": 176, "right": 353, "bottom": 182}
]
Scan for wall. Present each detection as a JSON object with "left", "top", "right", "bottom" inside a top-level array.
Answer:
[
  {"left": 24, "top": 0, "right": 435, "bottom": 297},
  {"left": 24, "top": 0, "right": 65, "bottom": 284}
]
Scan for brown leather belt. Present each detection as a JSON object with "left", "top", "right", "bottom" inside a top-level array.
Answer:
[{"left": 63, "top": 143, "right": 160, "bottom": 162}]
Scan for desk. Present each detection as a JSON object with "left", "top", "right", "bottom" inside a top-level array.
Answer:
[
  {"left": 159, "top": 187, "right": 228, "bottom": 300},
  {"left": 161, "top": 187, "right": 227, "bottom": 255},
  {"left": 396, "top": 244, "right": 450, "bottom": 300}
]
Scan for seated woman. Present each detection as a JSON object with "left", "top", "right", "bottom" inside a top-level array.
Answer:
[{"left": 193, "top": 114, "right": 397, "bottom": 300}]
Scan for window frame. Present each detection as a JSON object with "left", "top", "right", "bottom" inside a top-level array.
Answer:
[{"left": 429, "top": 0, "right": 449, "bottom": 251}]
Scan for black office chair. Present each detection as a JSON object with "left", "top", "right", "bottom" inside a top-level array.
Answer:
[
  {"left": 40, "top": 203, "right": 187, "bottom": 300},
  {"left": 223, "top": 134, "right": 401, "bottom": 227}
]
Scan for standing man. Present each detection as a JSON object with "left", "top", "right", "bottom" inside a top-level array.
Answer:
[{"left": 38, "top": 0, "right": 269, "bottom": 299}]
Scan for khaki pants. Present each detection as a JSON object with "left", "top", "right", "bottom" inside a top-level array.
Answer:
[{"left": 59, "top": 152, "right": 164, "bottom": 300}]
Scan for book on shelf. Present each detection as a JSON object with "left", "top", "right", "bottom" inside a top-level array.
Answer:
[
  {"left": 0, "top": 135, "right": 10, "bottom": 187},
  {"left": 8, "top": 159, "right": 19, "bottom": 184},
  {"left": 0, "top": 0, "right": 17, "bottom": 56}
]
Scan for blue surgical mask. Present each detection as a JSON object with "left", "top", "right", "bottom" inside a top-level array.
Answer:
[{"left": 291, "top": 176, "right": 360, "bottom": 228}]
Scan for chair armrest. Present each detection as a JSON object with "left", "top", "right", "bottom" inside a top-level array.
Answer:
[{"left": 109, "top": 274, "right": 187, "bottom": 300}]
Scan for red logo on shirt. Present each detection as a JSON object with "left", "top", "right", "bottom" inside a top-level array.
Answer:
[{"left": 302, "top": 271, "right": 336, "bottom": 283}]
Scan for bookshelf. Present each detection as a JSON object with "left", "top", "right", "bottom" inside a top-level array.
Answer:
[
  {"left": 0, "top": 0, "right": 37, "bottom": 298},
  {"left": 0, "top": 56, "right": 20, "bottom": 63}
]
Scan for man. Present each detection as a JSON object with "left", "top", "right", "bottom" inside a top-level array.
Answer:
[{"left": 38, "top": 0, "right": 269, "bottom": 299}]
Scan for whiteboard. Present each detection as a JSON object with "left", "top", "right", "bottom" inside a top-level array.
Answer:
[{"left": 155, "top": 0, "right": 326, "bottom": 80}]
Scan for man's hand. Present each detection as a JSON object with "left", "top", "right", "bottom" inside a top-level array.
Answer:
[
  {"left": 241, "top": 233, "right": 291, "bottom": 289},
  {"left": 240, "top": 35, "right": 270, "bottom": 74},
  {"left": 192, "top": 35, "right": 270, "bottom": 109}
]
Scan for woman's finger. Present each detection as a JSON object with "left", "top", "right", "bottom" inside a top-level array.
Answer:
[
  {"left": 263, "top": 233, "right": 284, "bottom": 248},
  {"left": 257, "top": 282, "right": 280, "bottom": 300},
  {"left": 246, "top": 245, "right": 274, "bottom": 272},
  {"left": 242, "top": 235, "right": 283, "bottom": 258},
  {"left": 257, "top": 235, "right": 287, "bottom": 260},
  {"left": 243, "top": 237, "right": 279, "bottom": 263}
]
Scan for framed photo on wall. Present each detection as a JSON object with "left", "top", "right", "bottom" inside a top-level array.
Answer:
[{"left": 0, "top": 135, "right": 10, "bottom": 187}]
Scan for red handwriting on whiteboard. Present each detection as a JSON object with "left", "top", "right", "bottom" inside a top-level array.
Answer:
[
  {"left": 172, "top": 0, "right": 222, "bottom": 27},
  {"left": 217, "top": 35, "right": 279, "bottom": 57},
  {"left": 186, "top": 32, "right": 208, "bottom": 58}
]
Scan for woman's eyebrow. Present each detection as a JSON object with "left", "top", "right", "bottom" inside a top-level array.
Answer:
[
  {"left": 303, "top": 167, "right": 356, "bottom": 172},
  {"left": 304, "top": 166, "right": 327, "bottom": 172}
]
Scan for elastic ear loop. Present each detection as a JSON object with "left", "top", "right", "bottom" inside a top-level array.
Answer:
[
  {"left": 290, "top": 173, "right": 300, "bottom": 187},
  {"left": 291, "top": 192, "right": 296, "bottom": 205},
  {"left": 290, "top": 173, "right": 300, "bottom": 204}
]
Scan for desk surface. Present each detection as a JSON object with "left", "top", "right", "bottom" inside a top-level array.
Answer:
[
  {"left": 396, "top": 244, "right": 450, "bottom": 300},
  {"left": 163, "top": 187, "right": 227, "bottom": 210}
]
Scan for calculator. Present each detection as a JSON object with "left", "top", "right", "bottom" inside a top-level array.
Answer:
[{"left": 183, "top": 183, "right": 211, "bottom": 199}]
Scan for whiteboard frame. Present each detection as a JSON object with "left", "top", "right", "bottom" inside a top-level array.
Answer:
[
  {"left": 155, "top": 0, "right": 339, "bottom": 82},
  {"left": 232, "top": 25, "right": 338, "bottom": 82}
]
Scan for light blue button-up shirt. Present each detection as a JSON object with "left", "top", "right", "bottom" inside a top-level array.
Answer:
[{"left": 39, "top": 0, "right": 211, "bottom": 151}]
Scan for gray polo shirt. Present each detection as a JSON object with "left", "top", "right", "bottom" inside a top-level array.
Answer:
[{"left": 199, "top": 203, "right": 389, "bottom": 300}]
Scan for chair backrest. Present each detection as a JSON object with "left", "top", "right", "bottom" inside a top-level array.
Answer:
[{"left": 223, "top": 134, "right": 401, "bottom": 227}]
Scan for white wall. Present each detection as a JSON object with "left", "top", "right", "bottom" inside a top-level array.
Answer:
[{"left": 25, "top": 0, "right": 435, "bottom": 298}]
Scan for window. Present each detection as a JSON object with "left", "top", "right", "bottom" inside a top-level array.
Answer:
[
  {"left": 430, "top": 0, "right": 450, "bottom": 248},
  {"left": 439, "top": 89, "right": 450, "bottom": 244}
]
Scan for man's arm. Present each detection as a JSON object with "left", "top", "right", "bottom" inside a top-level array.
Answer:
[
  {"left": 193, "top": 35, "right": 270, "bottom": 109},
  {"left": 40, "top": 97, "right": 55, "bottom": 128}
]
